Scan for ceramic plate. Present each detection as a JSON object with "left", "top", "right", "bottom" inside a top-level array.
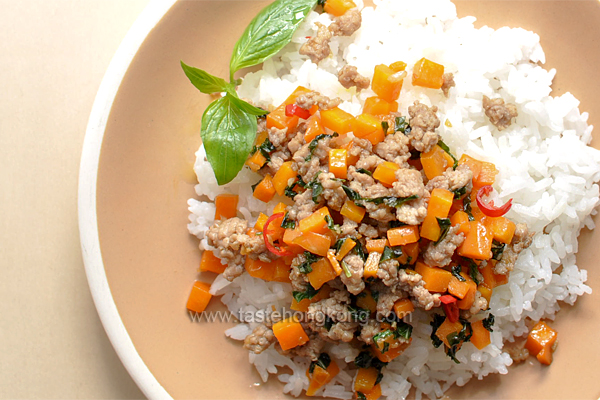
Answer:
[{"left": 79, "top": 1, "right": 600, "bottom": 399}]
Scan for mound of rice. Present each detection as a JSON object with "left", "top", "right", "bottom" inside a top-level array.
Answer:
[{"left": 187, "top": 0, "right": 600, "bottom": 398}]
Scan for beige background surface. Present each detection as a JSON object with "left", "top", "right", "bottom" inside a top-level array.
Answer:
[{"left": 0, "top": 1, "right": 149, "bottom": 398}]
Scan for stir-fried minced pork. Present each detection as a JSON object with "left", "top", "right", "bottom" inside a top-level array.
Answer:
[
  {"left": 375, "top": 132, "right": 410, "bottom": 165},
  {"left": 482, "top": 95, "right": 518, "bottom": 131},
  {"left": 395, "top": 196, "right": 429, "bottom": 225},
  {"left": 377, "top": 259, "right": 400, "bottom": 286},
  {"left": 287, "top": 189, "right": 318, "bottom": 221},
  {"left": 299, "top": 22, "right": 332, "bottom": 64},
  {"left": 425, "top": 163, "right": 473, "bottom": 193},
  {"left": 408, "top": 101, "right": 440, "bottom": 153},
  {"left": 423, "top": 225, "right": 465, "bottom": 267},
  {"left": 243, "top": 324, "right": 276, "bottom": 354},
  {"left": 296, "top": 91, "right": 342, "bottom": 111},
  {"left": 338, "top": 65, "right": 370, "bottom": 90},
  {"left": 318, "top": 172, "right": 346, "bottom": 211},
  {"left": 358, "top": 319, "right": 381, "bottom": 345},
  {"left": 340, "top": 254, "right": 365, "bottom": 294},
  {"left": 328, "top": 8, "right": 362, "bottom": 37},
  {"left": 441, "top": 72, "right": 455, "bottom": 97},
  {"left": 277, "top": 333, "right": 326, "bottom": 361},
  {"left": 393, "top": 168, "right": 427, "bottom": 198},
  {"left": 494, "top": 223, "right": 534, "bottom": 274},
  {"left": 289, "top": 253, "right": 310, "bottom": 292}
]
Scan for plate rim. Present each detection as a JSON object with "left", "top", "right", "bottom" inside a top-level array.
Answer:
[{"left": 78, "top": 1, "right": 177, "bottom": 399}]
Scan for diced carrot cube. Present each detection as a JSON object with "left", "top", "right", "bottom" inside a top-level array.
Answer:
[
  {"left": 401, "top": 242, "right": 419, "bottom": 264},
  {"left": 360, "top": 383, "right": 382, "bottom": 400},
  {"left": 305, "top": 115, "right": 326, "bottom": 142},
  {"left": 336, "top": 238, "right": 356, "bottom": 260},
  {"left": 393, "top": 298, "right": 414, "bottom": 318},
  {"left": 199, "top": 250, "right": 226, "bottom": 274},
  {"left": 253, "top": 174, "right": 276, "bottom": 203},
  {"left": 273, "top": 317, "right": 309, "bottom": 351},
  {"left": 363, "top": 96, "right": 398, "bottom": 116},
  {"left": 320, "top": 107, "right": 355, "bottom": 134},
  {"left": 308, "top": 258, "right": 338, "bottom": 289},
  {"left": 291, "top": 284, "right": 331, "bottom": 312},
  {"left": 478, "top": 284, "right": 493, "bottom": 304},
  {"left": 421, "top": 145, "right": 454, "bottom": 180},
  {"left": 435, "top": 318, "right": 463, "bottom": 348},
  {"left": 448, "top": 272, "right": 472, "bottom": 299},
  {"left": 340, "top": 200, "right": 366, "bottom": 223},
  {"left": 415, "top": 262, "right": 453, "bottom": 292},
  {"left": 341, "top": 141, "right": 360, "bottom": 166},
  {"left": 214, "top": 194, "right": 238, "bottom": 220},
  {"left": 356, "top": 289, "right": 378, "bottom": 313},
  {"left": 267, "top": 104, "right": 299, "bottom": 132},
  {"left": 323, "top": 0, "right": 356, "bottom": 16},
  {"left": 420, "top": 188, "right": 454, "bottom": 241},
  {"left": 372, "top": 337, "right": 412, "bottom": 362},
  {"left": 450, "top": 210, "right": 471, "bottom": 236},
  {"left": 412, "top": 58, "right": 444, "bottom": 89},
  {"left": 479, "top": 261, "right": 496, "bottom": 289},
  {"left": 389, "top": 61, "right": 407, "bottom": 72},
  {"left": 366, "top": 238, "right": 388, "bottom": 253},
  {"left": 353, "top": 113, "right": 385, "bottom": 146},
  {"left": 186, "top": 281, "right": 212, "bottom": 313},
  {"left": 245, "top": 151, "right": 267, "bottom": 172},
  {"left": 299, "top": 207, "right": 331, "bottom": 234},
  {"left": 372, "top": 64, "right": 405, "bottom": 102},
  {"left": 486, "top": 216, "right": 516, "bottom": 244},
  {"left": 354, "top": 367, "right": 379, "bottom": 393},
  {"left": 272, "top": 161, "right": 297, "bottom": 196},
  {"left": 456, "top": 279, "right": 477, "bottom": 310},
  {"left": 387, "top": 225, "right": 420, "bottom": 246},
  {"left": 470, "top": 320, "right": 491, "bottom": 350},
  {"left": 292, "top": 231, "right": 332, "bottom": 256},
  {"left": 373, "top": 161, "right": 400, "bottom": 187},
  {"left": 493, "top": 270, "right": 509, "bottom": 286},
  {"left": 306, "top": 360, "right": 340, "bottom": 396},
  {"left": 457, "top": 221, "right": 494, "bottom": 260},
  {"left": 329, "top": 149, "right": 348, "bottom": 179},
  {"left": 525, "top": 321, "right": 558, "bottom": 365}
]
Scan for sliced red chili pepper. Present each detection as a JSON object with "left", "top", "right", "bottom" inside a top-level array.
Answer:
[
  {"left": 441, "top": 296, "right": 459, "bottom": 323},
  {"left": 476, "top": 185, "right": 513, "bottom": 218},
  {"left": 285, "top": 104, "right": 311, "bottom": 120},
  {"left": 263, "top": 213, "right": 293, "bottom": 256},
  {"left": 440, "top": 294, "right": 457, "bottom": 305}
]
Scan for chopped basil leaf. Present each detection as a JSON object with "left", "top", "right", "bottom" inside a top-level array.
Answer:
[
  {"left": 357, "top": 392, "right": 367, "bottom": 400},
  {"left": 482, "top": 314, "right": 495, "bottom": 332},
  {"left": 292, "top": 284, "right": 320, "bottom": 302},
  {"left": 309, "top": 352, "right": 331, "bottom": 374},
  {"left": 353, "top": 351, "right": 373, "bottom": 369},
  {"left": 325, "top": 215, "right": 341, "bottom": 234},
  {"left": 324, "top": 316, "right": 334, "bottom": 331},
  {"left": 381, "top": 121, "right": 389, "bottom": 133},
  {"left": 284, "top": 182, "right": 297, "bottom": 199},
  {"left": 371, "top": 290, "right": 379, "bottom": 303},
  {"left": 434, "top": 217, "right": 452, "bottom": 246},
  {"left": 341, "top": 261, "right": 353, "bottom": 278},
  {"left": 452, "top": 185, "right": 468, "bottom": 200},
  {"left": 445, "top": 320, "right": 473, "bottom": 364},
  {"left": 437, "top": 139, "right": 458, "bottom": 170},
  {"left": 348, "top": 306, "right": 369, "bottom": 322},
  {"left": 463, "top": 196, "right": 475, "bottom": 221},
  {"left": 491, "top": 241, "right": 505, "bottom": 261},
  {"left": 373, "top": 330, "right": 393, "bottom": 351},
  {"left": 306, "top": 173, "right": 323, "bottom": 203},
  {"left": 375, "top": 371, "right": 384, "bottom": 385},
  {"left": 296, "top": 175, "right": 308, "bottom": 188},
  {"left": 380, "top": 246, "right": 403, "bottom": 262},
  {"left": 317, "top": 0, "right": 326, "bottom": 5},
  {"left": 389, "top": 221, "right": 407, "bottom": 228},
  {"left": 353, "top": 240, "right": 367, "bottom": 262},
  {"left": 255, "top": 137, "right": 276, "bottom": 161},
  {"left": 395, "top": 116, "right": 411, "bottom": 134},
  {"left": 281, "top": 212, "right": 296, "bottom": 229},
  {"left": 462, "top": 257, "right": 481, "bottom": 285},
  {"left": 430, "top": 314, "right": 445, "bottom": 348},
  {"left": 298, "top": 252, "right": 320, "bottom": 274},
  {"left": 342, "top": 184, "right": 362, "bottom": 202},
  {"left": 305, "top": 133, "right": 338, "bottom": 162},
  {"left": 364, "top": 195, "right": 419, "bottom": 208},
  {"left": 356, "top": 168, "right": 373, "bottom": 176},
  {"left": 451, "top": 265, "right": 466, "bottom": 282}
]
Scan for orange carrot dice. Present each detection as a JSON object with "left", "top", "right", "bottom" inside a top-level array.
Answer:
[
  {"left": 214, "top": 194, "right": 238, "bottom": 220},
  {"left": 353, "top": 113, "right": 386, "bottom": 146},
  {"left": 450, "top": 210, "right": 471, "bottom": 236},
  {"left": 448, "top": 272, "right": 473, "bottom": 299},
  {"left": 341, "top": 141, "right": 360, "bottom": 166},
  {"left": 360, "top": 383, "right": 382, "bottom": 400},
  {"left": 253, "top": 174, "right": 276, "bottom": 203},
  {"left": 412, "top": 58, "right": 444, "bottom": 89},
  {"left": 272, "top": 161, "right": 297, "bottom": 196},
  {"left": 415, "top": 262, "right": 453, "bottom": 292},
  {"left": 471, "top": 320, "right": 491, "bottom": 350},
  {"left": 421, "top": 145, "right": 454, "bottom": 180},
  {"left": 306, "top": 359, "right": 340, "bottom": 396},
  {"left": 354, "top": 367, "right": 379, "bottom": 393},
  {"left": 320, "top": 107, "right": 355, "bottom": 134},
  {"left": 273, "top": 317, "right": 309, "bottom": 351},
  {"left": 457, "top": 221, "right": 494, "bottom": 260},
  {"left": 245, "top": 151, "right": 267, "bottom": 172},
  {"left": 389, "top": 61, "right": 407, "bottom": 72},
  {"left": 299, "top": 207, "right": 331, "bottom": 234},
  {"left": 329, "top": 149, "right": 348, "bottom": 179},
  {"left": 292, "top": 231, "right": 331, "bottom": 256},
  {"left": 486, "top": 216, "right": 516, "bottom": 244},
  {"left": 356, "top": 289, "right": 378, "bottom": 313},
  {"left": 340, "top": 200, "right": 366, "bottom": 223},
  {"left": 420, "top": 188, "right": 454, "bottom": 241},
  {"left": 401, "top": 242, "right": 419, "bottom": 264},
  {"left": 308, "top": 258, "right": 338, "bottom": 289},
  {"left": 323, "top": 0, "right": 356, "bottom": 16},
  {"left": 525, "top": 321, "right": 558, "bottom": 365},
  {"left": 199, "top": 250, "right": 226, "bottom": 274},
  {"left": 393, "top": 298, "right": 415, "bottom": 319},
  {"left": 186, "top": 281, "right": 212, "bottom": 313},
  {"left": 267, "top": 104, "right": 299, "bottom": 132},
  {"left": 366, "top": 238, "right": 388, "bottom": 253},
  {"left": 372, "top": 337, "right": 412, "bottom": 362},
  {"left": 305, "top": 115, "right": 326, "bottom": 142},
  {"left": 372, "top": 64, "right": 405, "bottom": 102},
  {"left": 291, "top": 284, "right": 331, "bottom": 312},
  {"left": 363, "top": 96, "right": 399, "bottom": 116},
  {"left": 336, "top": 238, "right": 356, "bottom": 260},
  {"left": 435, "top": 318, "right": 463, "bottom": 348},
  {"left": 456, "top": 279, "right": 477, "bottom": 310},
  {"left": 387, "top": 225, "right": 420, "bottom": 246},
  {"left": 373, "top": 161, "right": 400, "bottom": 187},
  {"left": 478, "top": 284, "right": 493, "bottom": 304}
]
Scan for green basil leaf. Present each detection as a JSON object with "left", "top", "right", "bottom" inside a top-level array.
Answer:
[
  {"left": 229, "top": 0, "right": 318, "bottom": 79},
  {"left": 434, "top": 217, "right": 452, "bottom": 245},
  {"left": 181, "top": 61, "right": 235, "bottom": 95},
  {"left": 482, "top": 314, "right": 495, "bottom": 332},
  {"left": 230, "top": 95, "right": 269, "bottom": 116},
  {"left": 437, "top": 139, "right": 458, "bottom": 169},
  {"left": 201, "top": 94, "right": 257, "bottom": 185}
]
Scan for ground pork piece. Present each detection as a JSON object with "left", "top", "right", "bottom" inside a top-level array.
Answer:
[
  {"left": 482, "top": 95, "right": 518, "bottom": 131},
  {"left": 425, "top": 163, "right": 473, "bottom": 193},
  {"left": 397, "top": 270, "right": 441, "bottom": 310},
  {"left": 278, "top": 333, "right": 326, "bottom": 361},
  {"left": 423, "top": 225, "right": 465, "bottom": 267},
  {"left": 340, "top": 218, "right": 358, "bottom": 236},
  {"left": 395, "top": 195, "right": 429, "bottom": 225},
  {"left": 268, "top": 126, "right": 288, "bottom": 147},
  {"left": 393, "top": 168, "right": 426, "bottom": 198},
  {"left": 206, "top": 218, "right": 250, "bottom": 281},
  {"left": 494, "top": 223, "right": 534, "bottom": 274},
  {"left": 408, "top": 101, "right": 440, "bottom": 153},
  {"left": 243, "top": 324, "right": 275, "bottom": 354},
  {"left": 257, "top": 117, "right": 266, "bottom": 133},
  {"left": 287, "top": 131, "right": 305, "bottom": 154},
  {"left": 374, "top": 285, "right": 402, "bottom": 317},
  {"left": 300, "top": 22, "right": 332, "bottom": 64},
  {"left": 358, "top": 319, "right": 381, "bottom": 345},
  {"left": 293, "top": 135, "right": 332, "bottom": 182},
  {"left": 310, "top": 321, "right": 359, "bottom": 342},
  {"left": 377, "top": 259, "right": 400, "bottom": 286},
  {"left": 328, "top": 8, "right": 361, "bottom": 36},
  {"left": 441, "top": 72, "right": 455, "bottom": 97},
  {"left": 346, "top": 179, "right": 396, "bottom": 223},
  {"left": 289, "top": 253, "right": 310, "bottom": 292},
  {"left": 287, "top": 189, "right": 318, "bottom": 222},
  {"left": 307, "top": 291, "right": 360, "bottom": 342},
  {"left": 340, "top": 254, "right": 365, "bottom": 294},
  {"left": 296, "top": 91, "right": 341, "bottom": 111},
  {"left": 469, "top": 291, "right": 488, "bottom": 315},
  {"left": 319, "top": 172, "right": 346, "bottom": 211},
  {"left": 358, "top": 223, "right": 378, "bottom": 239},
  {"left": 337, "top": 65, "right": 370, "bottom": 91},
  {"left": 374, "top": 132, "right": 410, "bottom": 165},
  {"left": 503, "top": 339, "right": 530, "bottom": 363},
  {"left": 265, "top": 149, "right": 292, "bottom": 175},
  {"left": 356, "top": 154, "right": 385, "bottom": 171}
]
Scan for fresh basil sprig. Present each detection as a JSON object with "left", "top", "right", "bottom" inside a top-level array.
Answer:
[
  {"left": 229, "top": 0, "right": 319, "bottom": 81},
  {"left": 183, "top": 0, "right": 318, "bottom": 185}
]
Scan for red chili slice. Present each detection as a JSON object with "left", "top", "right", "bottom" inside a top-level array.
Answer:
[
  {"left": 440, "top": 295, "right": 459, "bottom": 323},
  {"left": 263, "top": 213, "right": 293, "bottom": 256},
  {"left": 285, "top": 104, "right": 311, "bottom": 120},
  {"left": 476, "top": 185, "right": 513, "bottom": 218}
]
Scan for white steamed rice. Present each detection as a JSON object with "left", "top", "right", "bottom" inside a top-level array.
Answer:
[{"left": 186, "top": 0, "right": 600, "bottom": 398}]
